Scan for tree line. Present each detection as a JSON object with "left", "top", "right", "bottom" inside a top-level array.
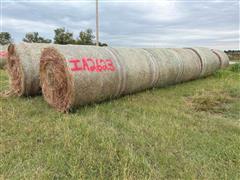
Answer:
[{"left": 0, "top": 28, "right": 107, "bottom": 46}]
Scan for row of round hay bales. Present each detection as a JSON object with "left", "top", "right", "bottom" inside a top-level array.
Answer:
[
  {"left": 39, "top": 46, "right": 229, "bottom": 112},
  {"left": 0, "top": 45, "right": 8, "bottom": 69},
  {"left": 5, "top": 43, "right": 229, "bottom": 112}
]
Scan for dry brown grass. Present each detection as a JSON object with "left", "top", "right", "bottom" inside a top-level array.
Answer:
[{"left": 186, "top": 89, "right": 239, "bottom": 114}]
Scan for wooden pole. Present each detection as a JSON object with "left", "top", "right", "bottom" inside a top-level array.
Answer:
[{"left": 96, "top": 0, "right": 99, "bottom": 46}]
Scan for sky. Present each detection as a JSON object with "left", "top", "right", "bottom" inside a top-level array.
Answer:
[{"left": 1, "top": 0, "right": 239, "bottom": 50}]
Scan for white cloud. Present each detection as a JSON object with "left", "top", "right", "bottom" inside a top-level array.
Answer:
[
  {"left": 107, "top": 0, "right": 183, "bottom": 22},
  {"left": 2, "top": 17, "right": 58, "bottom": 33},
  {"left": 141, "top": 0, "right": 183, "bottom": 22},
  {"left": 1, "top": 0, "right": 238, "bottom": 50}
]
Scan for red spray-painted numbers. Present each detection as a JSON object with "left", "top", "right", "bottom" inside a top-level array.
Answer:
[
  {"left": 0, "top": 51, "right": 7, "bottom": 57},
  {"left": 68, "top": 57, "right": 116, "bottom": 72}
]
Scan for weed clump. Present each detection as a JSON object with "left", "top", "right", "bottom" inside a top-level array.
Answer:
[{"left": 230, "top": 63, "right": 240, "bottom": 73}]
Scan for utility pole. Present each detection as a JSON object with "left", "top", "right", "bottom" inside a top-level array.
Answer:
[{"left": 96, "top": 0, "right": 99, "bottom": 46}]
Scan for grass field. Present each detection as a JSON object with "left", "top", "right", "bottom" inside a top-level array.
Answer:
[{"left": 0, "top": 65, "right": 240, "bottom": 179}]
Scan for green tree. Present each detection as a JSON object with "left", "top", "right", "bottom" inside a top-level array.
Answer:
[
  {"left": 54, "top": 28, "right": 75, "bottom": 45},
  {"left": 76, "top": 29, "right": 95, "bottom": 45},
  {"left": 76, "top": 29, "right": 108, "bottom": 46},
  {"left": 23, "top": 32, "right": 51, "bottom": 43},
  {"left": 98, "top": 42, "right": 108, "bottom": 47},
  {"left": 0, "top": 32, "right": 12, "bottom": 45}
]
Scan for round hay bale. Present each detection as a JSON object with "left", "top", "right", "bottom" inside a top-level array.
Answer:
[
  {"left": 139, "top": 48, "right": 181, "bottom": 87},
  {"left": 40, "top": 46, "right": 225, "bottom": 112},
  {"left": 7, "top": 43, "right": 52, "bottom": 96},
  {"left": 211, "top": 49, "right": 229, "bottom": 68},
  {"left": 40, "top": 46, "right": 154, "bottom": 111},
  {"left": 186, "top": 47, "right": 221, "bottom": 77},
  {"left": 0, "top": 45, "right": 8, "bottom": 69},
  {"left": 145, "top": 48, "right": 202, "bottom": 85}
]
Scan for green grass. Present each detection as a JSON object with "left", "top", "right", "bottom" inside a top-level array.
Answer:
[
  {"left": 230, "top": 63, "right": 240, "bottom": 73},
  {"left": 0, "top": 65, "right": 240, "bottom": 179}
]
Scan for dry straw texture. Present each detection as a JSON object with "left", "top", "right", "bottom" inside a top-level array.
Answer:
[
  {"left": 40, "top": 45, "right": 229, "bottom": 112},
  {"left": 6, "top": 43, "right": 55, "bottom": 96}
]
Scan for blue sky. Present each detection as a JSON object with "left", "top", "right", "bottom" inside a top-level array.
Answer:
[{"left": 1, "top": 0, "right": 239, "bottom": 50}]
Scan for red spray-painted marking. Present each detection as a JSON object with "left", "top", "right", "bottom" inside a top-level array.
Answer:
[
  {"left": 0, "top": 51, "right": 8, "bottom": 57},
  {"left": 68, "top": 57, "right": 116, "bottom": 72},
  {"left": 69, "top": 59, "right": 83, "bottom": 71}
]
